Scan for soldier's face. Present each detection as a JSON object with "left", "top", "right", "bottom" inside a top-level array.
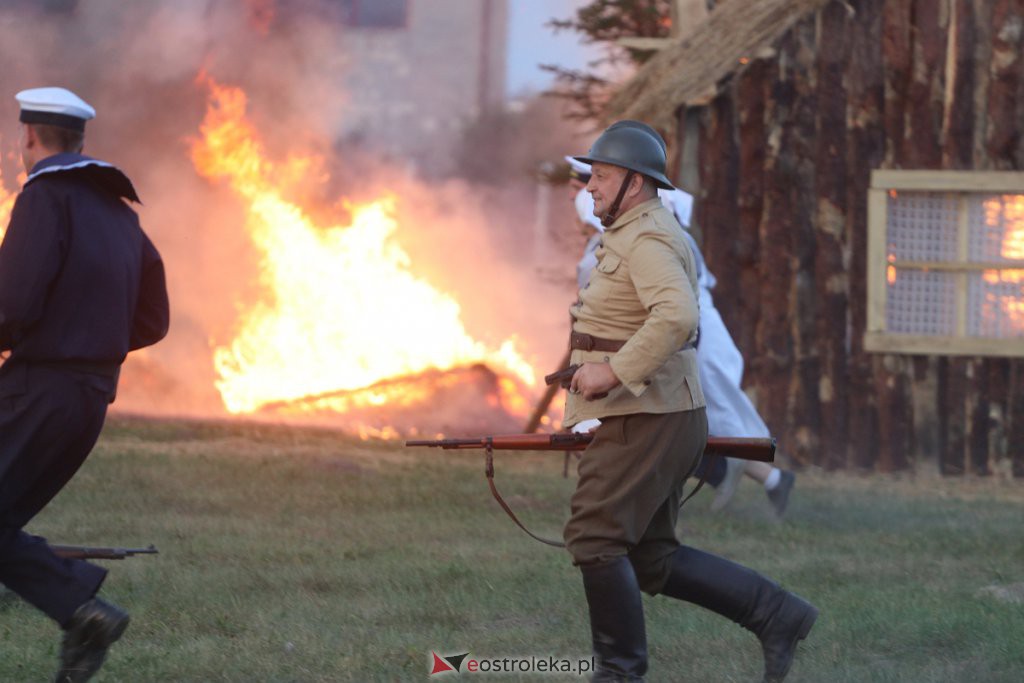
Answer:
[{"left": 586, "top": 162, "right": 627, "bottom": 218}]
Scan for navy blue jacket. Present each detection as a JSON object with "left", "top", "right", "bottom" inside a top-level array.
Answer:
[{"left": 0, "top": 153, "right": 169, "bottom": 364}]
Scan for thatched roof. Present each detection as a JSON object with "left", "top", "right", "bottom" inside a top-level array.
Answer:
[{"left": 606, "top": 0, "right": 833, "bottom": 129}]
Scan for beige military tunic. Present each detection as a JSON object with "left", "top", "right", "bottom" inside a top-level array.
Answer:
[
  {"left": 563, "top": 197, "right": 705, "bottom": 428},
  {"left": 562, "top": 197, "right": 710, "bottom": 586}
]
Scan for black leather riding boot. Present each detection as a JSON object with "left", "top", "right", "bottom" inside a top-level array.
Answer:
[
  {"left": 660, "top": 546, "right": 817, "bottom": 683},
  {"left": 580, "top": 556, "right": 648, "bottom": 682}
]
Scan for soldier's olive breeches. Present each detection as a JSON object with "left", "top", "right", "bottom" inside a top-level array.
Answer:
[{"left": 564, "top": 409, "right": 707, "bottom": 594}]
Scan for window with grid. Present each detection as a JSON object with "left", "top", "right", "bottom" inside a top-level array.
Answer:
[{"left": 865, "top": 170, "right": 1024, "bottom": 357}]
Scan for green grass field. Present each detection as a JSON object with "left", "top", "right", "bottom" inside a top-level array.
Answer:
[{"left": 3, "top": 415, "right": 1023, "bottom": 682}]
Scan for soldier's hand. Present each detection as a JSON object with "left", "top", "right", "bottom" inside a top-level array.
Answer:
[{"left": 569, "top": 361, "right": 621, "bottom": 401}]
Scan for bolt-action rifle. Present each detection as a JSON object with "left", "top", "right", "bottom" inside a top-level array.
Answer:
[
  {"left": 50, "top": 544, "right": 159, "bottom": 560},
  {"left": 407, "top": 433, "right": 775, "bottom": 462},
  {"left": 407, "top": 433, "right": 775, "bottom": 547}
]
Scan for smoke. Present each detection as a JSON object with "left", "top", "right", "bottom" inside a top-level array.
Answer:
[{"left": 0, "top": 0, "right": 581, "bottom": 432}]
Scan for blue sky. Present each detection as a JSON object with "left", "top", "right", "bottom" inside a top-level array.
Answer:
[{"left": 506, "top": 0, "right": 602, "bottom": 97}]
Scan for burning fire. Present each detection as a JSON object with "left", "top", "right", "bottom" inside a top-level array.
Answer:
[
  {"left": 190, "top": 75, "right": 536, "bottom": 416},
  {"left": 0, "top": 158, "right": 19, "bottom": 241},
  {"left": 0, "top": 193, "right": 12, "bottom": 241}
]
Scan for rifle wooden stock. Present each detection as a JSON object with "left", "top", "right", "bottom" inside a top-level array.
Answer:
[
  {"left": 51, "top": 544, "right": 159, "bottom": 560},
  {"left": 407, "top": 434, "right": 775, "bottom": 462}
]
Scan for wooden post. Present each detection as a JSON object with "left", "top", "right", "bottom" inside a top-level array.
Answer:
[
  {"left": 813, "top": 0, "right": 853, "bottom": 469},
  {"left": 846, "top": 0, "right": 887, "bottom": 469},
  {"left": 903, "top": 0, "right": 948, "bottom": 164},
  {"left": 753, "top": 46, "right": 797, "bottom": 457},
  {"left": 881, "top": 0, "right": 912, "bottom": 165},
  {"left": 877, "top": 0, "right": 946, "bottom": 472},
  {"left": 985, "top": 0, "right": 1023, "bottom": 168},
  {"left": 969, "top": 361, "right": 993, "bottom": 475},
  {"left": 788, "top": 16, "right": 824, "bottom": 465},
  {"left": 1010, "top": 361, "right": 1024, "bottom": 478},
  {"left": 937, "top": 357, "right": 968, "bottom": 474},
  {"left": 875, "top": 355, "right": 913, "bottom": 471},
  {"left": 698, "top": 95, "right": 740, "bottom": 335},
  {"left": 733, "top": 60, "right": 770, "bottom": 362},
  {"left": 986, "top": 358, "right": 1010, "bottom": 470},
  {"left": 942, "top": 0, "right": 976, "bottom": 167}
]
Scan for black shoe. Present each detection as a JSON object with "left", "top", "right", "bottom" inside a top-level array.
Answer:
[
  {"left": 660, "top": 546, "right": 817, "bottom": 683},
  {"left": 55, "top": 598, "right": 129, "bottom": 683},
  {"left": 767, "top": 471, "right": 795, "bottom": 516},
  {"left": 759, "top": 592, "right": 818, "bottom": 683},
  {"left": 581, "top": 557, "right": 647, "bottom": 681}
]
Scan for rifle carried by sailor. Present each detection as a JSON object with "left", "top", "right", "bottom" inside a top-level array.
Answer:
[
  {"left": 407, "top": 433, "right": 775, "bottom": 547},
  {"left": 50, "top": 544, "right": 159, "bottom": 560}
]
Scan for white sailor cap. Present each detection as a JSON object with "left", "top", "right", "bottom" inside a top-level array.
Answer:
[
  {"left": 564, "top": 155, "right": 592, "bottom": 182},
  {"left": 16, "top": 87, "right": 95, "bottom": 132}
]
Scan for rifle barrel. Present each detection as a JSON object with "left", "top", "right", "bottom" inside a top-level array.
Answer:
[
  {"left": 51, "top": 544, "right": 159, "bottom": 560},
  {"left": 405, "top": 438, "right": 486, "bottom": 449},
  {"left": 407, "top": 434, "right": 775, "bottom": 462}
]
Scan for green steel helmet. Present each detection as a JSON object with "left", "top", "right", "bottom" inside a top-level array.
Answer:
[
  {"left": 605, "top": 120, "right": 668, "bottom": 154},
  {"left": 574, "top": 120, "right": 674, "bottom": 190}
]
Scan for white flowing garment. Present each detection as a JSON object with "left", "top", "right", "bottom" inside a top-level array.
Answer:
[{"left": 682, "top": 230, "right": 770, "bottom": 438}]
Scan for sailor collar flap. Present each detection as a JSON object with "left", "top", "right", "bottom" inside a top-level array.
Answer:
[
  {"left": 604, "top": 197, "right": 665, "bottom": 232},
  {"left": 25, "top": 153, "right": 141, "bottom": 203}
]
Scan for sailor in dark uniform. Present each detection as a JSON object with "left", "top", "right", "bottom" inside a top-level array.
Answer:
[{"left": 0, "top": 87, "right": 169, "bottom": 682}]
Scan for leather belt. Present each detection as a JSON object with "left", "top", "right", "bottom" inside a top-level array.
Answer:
[
  {"left": 569, "top": 331, "right": 627, "bottom": 353},
  {"left": 569, "top": 330, "right": 700, "bottom": 353}
]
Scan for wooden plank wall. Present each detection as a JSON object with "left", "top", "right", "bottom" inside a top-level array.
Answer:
[{"left": 688, "top": 0, "right": 1024, "bottom": 474}]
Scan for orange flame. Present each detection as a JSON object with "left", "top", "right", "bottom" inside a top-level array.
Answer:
[
  {"left": 189, "top": 75, "right": 535, "bottom": 415},
  {"left": 0, "top": 190, "right": 13, "bottom": 241},
  {"left": 981, "top": 195, "right": 1024, "bottom": 334},
  {"left": 0, "top": 154, "right": 19, "bottom": 241}
]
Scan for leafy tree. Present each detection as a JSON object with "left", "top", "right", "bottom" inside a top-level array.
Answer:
[
  {"left": 453, "top": 96, "right": 583, "bottom": 185},
  {"left": 542, "top": 0, "right": 673, "bottom": 122}
]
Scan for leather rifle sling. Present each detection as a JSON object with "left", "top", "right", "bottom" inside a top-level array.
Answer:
[
  {"left": 680, "top": 451, "right": 717, "bottom": 508},
  {"left": 485, "top": 439, "right": 566, "bottom": 548},
  {"left": 485, "top": 443, "right": 714, "bottom": 549}
]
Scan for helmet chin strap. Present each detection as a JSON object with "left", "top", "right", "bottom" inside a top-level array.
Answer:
[{"left": 600, "top": 170, "right": 636, "bottom": 227}]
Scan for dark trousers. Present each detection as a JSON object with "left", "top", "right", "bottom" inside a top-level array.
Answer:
[
  {"left": 0, "top": 363, "right": 113, "bottom": 626},
  {"left": 564, "top": 409, "right": 708, "bottom": 594}
]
